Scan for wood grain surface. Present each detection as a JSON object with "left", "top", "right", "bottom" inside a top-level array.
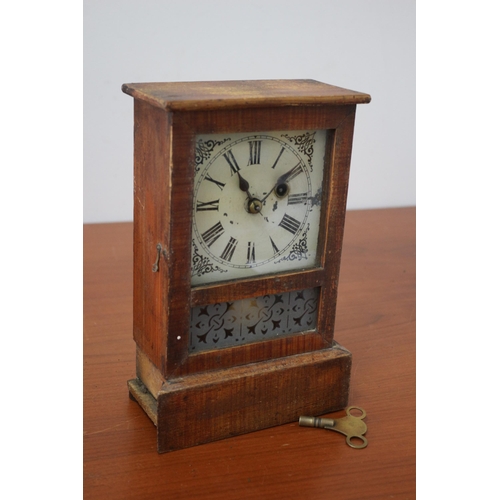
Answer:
[
  {"left": 83, "top": 207, "right": 416, "bottom": 499},
  {"left": 121, "top": 79, "right": 371, "bottom": 111},
  {"left": 129, "top": 97, "right": 362, "bottom": 378}
]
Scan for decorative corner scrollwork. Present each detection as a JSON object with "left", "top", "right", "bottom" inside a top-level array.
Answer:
[
  {"left": 275, "top": 224, "right": 310, "bottom": 263},
  {"left": 191, "top": 240, "right": 228, "bottom": 277},
  {"left": 195, "top": 137, "right": 231, "bottom": 171},
  {"left": 281, "top": 131, "right": 316, "bottom": 170}
]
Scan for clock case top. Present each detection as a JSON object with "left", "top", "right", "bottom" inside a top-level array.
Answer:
[
  {"left": 122, "top": 79, "right": 371, "bottom": 111},
  {"left": 122, "top": 80, "right": 371, "bottom": 380}
]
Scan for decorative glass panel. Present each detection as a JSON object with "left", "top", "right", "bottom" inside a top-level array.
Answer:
[{"left": 189, "top": 288, "right": 320, "bottom": 353}]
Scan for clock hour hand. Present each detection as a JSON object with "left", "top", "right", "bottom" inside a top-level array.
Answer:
[
  {"left": 236, "top": 171, "right": 262, "bottom": 214},
  {"left": 236, "top": 171, "right": 252, "bottom": 199}
]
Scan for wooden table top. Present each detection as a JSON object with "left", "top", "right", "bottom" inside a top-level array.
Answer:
[{"left": 83, "top": 207, "right": 416, "bottom": 499}]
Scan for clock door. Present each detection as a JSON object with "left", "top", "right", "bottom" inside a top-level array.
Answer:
[
  {"left": 164, "top": 104, "right": 358, "bottom": 377},
  {"left": 190, "top": 129, "right": 327, "bottom": 353}
]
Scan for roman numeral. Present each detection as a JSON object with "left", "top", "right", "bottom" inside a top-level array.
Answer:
[
  {"left": 247, "top": 241, "right": 256, "bottom": 264},
  {"left": 279, "top": 214, "right": 301, "bottom": 234},
  {"left": 271, "top": 147, "right": 285, "bottom": 169},
  {"left": 205, "top": 174, "right": 225, "bottom": 190},
  {"left": 288, "top": 192, "right": 308, "bottom": 205},
  {"left": 201, "top": 221, "right": 224, "bottom": 247},
  {"left": 270, "top": 237, "right": 280, "bottom": 255},
  {"left": 248, "top": 141, "right": 261, "bottom": 165},
  {"left": 223, "top": 150, "right": 240, "bottom": 175},
  {"left": 220, "top": 237, "right": 238, "bottom": 262},
  {"left": 196, "top": 199, "right": 220, "bottom": 211}
]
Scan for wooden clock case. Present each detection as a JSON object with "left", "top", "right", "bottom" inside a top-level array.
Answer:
[{"left": 122, "top": 80, "right": 371, "bottom": 453}]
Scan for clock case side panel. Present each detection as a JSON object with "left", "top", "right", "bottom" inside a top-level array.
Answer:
[
  {"left": 316, "top": 109, "right": 358, "bottom": 345},
  {"left": 165, "top": 105, "right": 358, "bottom": 377},
  {"left": 132, "top": 99, "right": 172, "bottom": 373}
]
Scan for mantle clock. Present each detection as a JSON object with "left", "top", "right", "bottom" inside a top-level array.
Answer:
[{"left": 122, "top": 79, "right": 370, "bottom": 453}]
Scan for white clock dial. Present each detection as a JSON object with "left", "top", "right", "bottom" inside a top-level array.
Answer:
[{"left": 191, "top": 130, "right": 326, "bottom": 286}]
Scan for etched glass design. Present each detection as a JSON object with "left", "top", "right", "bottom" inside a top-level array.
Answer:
[{"left": 189, "top": 288, "right": 320, "bottom": 353}]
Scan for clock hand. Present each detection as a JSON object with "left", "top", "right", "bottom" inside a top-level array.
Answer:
[
  {"left": 260, "top": 166, "right": 295, "bottom": 204},
  {"left": 260, "top": 190, "right": 274, "bottom": 204},
  {"left": 276, "top": 165, "right": 297, "bottom": 185},
  {"left": 236, "top": 171, "right": 262, "bottom": 214},
  {"left": 236, "top": 171, "right": 252, "bottom": 199}
]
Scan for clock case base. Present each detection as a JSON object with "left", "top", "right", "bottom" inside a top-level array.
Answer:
[{"left": 128, "top": 343, "right": 351, "bottom": 453}]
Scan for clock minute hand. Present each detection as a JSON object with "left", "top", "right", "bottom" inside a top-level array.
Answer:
[
  {"left": 260, "top": 166, "right": 296, "bottom": 203},
  {"left": 277, "top": 161, "right": 304, "bottom": 185}
]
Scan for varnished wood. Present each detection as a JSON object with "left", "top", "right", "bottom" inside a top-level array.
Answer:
[
  {"left": 170, "top": 331, "right": 329, "bottom": 382},
  {"left": 173, "top": 103, "right": 356, "bottom": 135},
  {"left": 317, "top": 109, "right": 357, "bottom": 342},
  {"left": 122, "top": 79, "right": 371, "bottom": 111},
  {"left": 125, "top": 80, "right": 369, "bottom": 450},
  {"left": 136, "top": 346, "right": 165, "bottom": 398},
  {"left": 147, "top": 103, "right": 362, "bottom": 377},
  {"left": 128, "top": 379, "right": 158, "bottom": 426},
  {"left": 141, "top": 346, "right": 350, "bottom": 453},
  {"left": 190, "top": 267, "right": 325, "bottom": 306},
  {"left": 83, "top": 208, "right": 416, "bottom": 499},
  {"left": 132, "top": 99, "right": 171, "bottom": 371}
]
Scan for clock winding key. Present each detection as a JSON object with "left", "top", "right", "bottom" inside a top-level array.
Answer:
[{"left": 299, "top": 406, "right": 368, "bottom": 449}]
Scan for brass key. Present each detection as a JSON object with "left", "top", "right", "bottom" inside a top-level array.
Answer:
[{"left": 299, "top": 406, "right": 368, "bottom": 449}]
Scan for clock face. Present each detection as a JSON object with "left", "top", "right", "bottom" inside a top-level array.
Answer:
[{"left": 191, "top": 130, "right": 326, "bottom": 286}]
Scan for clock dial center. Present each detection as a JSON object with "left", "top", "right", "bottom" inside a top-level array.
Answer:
[
  {"left": 247, "top": 198, "right": 263, "bottom": 214},
  {"left": 274, "top": 182, "right": 290, "bottom": 199}
]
